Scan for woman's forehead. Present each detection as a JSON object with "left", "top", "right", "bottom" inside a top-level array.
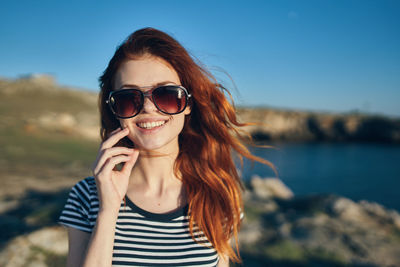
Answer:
[{"left": 113, "top": 57, "right": 180, "bottom": 90}]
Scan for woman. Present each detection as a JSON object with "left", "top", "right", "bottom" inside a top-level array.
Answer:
[{"left": 59, "top": 27, "right": 271, "bottom": 267}]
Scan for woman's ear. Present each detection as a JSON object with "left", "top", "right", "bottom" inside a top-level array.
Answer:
[
  {"left": 184, "top": 105, "right": 191, "bottom": 115},
  {"left": 184, "top": 98, "right": 192, "bottom": 115}
]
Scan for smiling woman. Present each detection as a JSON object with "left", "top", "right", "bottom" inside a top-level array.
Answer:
[{"left": 58, "top": 27, "right": 273, "bottom": 267}]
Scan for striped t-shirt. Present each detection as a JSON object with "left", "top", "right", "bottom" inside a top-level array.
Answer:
[{"left": 59, "top": 177, "right": 219, "bottom": 267}]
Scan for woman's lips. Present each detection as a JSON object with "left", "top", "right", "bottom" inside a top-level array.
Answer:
[
  {"left": 135, "top": 119, "right": 169, "bottom": 131},
  {"left": 137, "top": 120, "right": 166, "bottom": 129}
]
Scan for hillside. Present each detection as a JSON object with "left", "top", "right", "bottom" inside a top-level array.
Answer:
[{"left": 0, "top": 75, "right": 99, "bottom": 197}]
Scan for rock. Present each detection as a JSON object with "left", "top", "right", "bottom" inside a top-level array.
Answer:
[
  {"left": 33, "top": 112, "right": 99, "bottom": 140},
  {"left": 26, "top": 227, "right": 67, "bottom": 255},
  {"left": 0, "top": 226, "right": 67, "bottom": 267},
  {"left": 240, "top": 187, "right": 400, "bottom": 267},
  {"left": 238, "top": 220, "right": 264, "bottom": 246},
  {"left": 250, "top": 176, "right": 294, "bottom": 200},
  {"left": 360, "top": 200, "right": 400, "bottom": 230},
  {"left": 330, "top": 197, "right": 369, "bottom": 223},
  {"left": 38, "top": 112, "right": 77, "bottom": 129}
]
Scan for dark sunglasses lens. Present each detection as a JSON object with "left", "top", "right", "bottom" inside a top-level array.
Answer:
[
  {"left": 153, "top": 86, "right": 187, "bottom": 114},
  {"left": 110, "top": 90, "right": 142, "bottom": 118}
]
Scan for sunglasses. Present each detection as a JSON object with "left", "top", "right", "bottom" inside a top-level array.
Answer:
[{"left": 106, "top": 85, "right": 191, "bottom": 119}]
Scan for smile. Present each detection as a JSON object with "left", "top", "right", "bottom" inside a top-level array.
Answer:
[{"left": 136, "top": 120, "right": 167, "bottom": 129}]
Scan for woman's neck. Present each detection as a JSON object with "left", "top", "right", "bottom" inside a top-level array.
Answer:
[
  {"left": 127, "top": 149, "right": 186, "bottom": 213},
  {"left": 129, "top": 149, "right": 181, "bottom": 194}
]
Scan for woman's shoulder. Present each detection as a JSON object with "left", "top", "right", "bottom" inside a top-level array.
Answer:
[
  {"left": 59, "top": 177, "right": 99, "bottom": 232},
  {"left": 71, "top": 177, "right": 97, "bottom": 195},
  {"left": 68, "top": 177, "right": 99, "bottom": 207}
]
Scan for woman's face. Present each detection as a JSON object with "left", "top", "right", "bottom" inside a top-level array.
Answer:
[{"left": 113, "top": 55, "right": 190, "bottom": 153}]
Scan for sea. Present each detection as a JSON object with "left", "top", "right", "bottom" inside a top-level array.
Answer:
[{"left": 241, "top": 142, "right": 400, "bottom": 212}]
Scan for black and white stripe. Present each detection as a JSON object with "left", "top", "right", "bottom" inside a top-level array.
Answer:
[{"left": 59, "top": 177, "right": 219, "bottom": 267}]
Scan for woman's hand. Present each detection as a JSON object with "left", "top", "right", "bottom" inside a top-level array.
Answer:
[{"left": 92, "top": 127, "right": 139, "bottom": 213}]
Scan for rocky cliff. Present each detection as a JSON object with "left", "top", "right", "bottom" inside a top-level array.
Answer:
[{"left": 237, "top": 108, "right": 400, "bottom": 144}]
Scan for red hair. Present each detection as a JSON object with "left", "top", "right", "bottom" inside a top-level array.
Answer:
[{"left": 99, "top": 28, "right": 273, "bottom": 262}]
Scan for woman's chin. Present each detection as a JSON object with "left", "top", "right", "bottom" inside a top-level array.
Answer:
[{"left": 134, "top": 138, "right": 179, "bottom": 154}]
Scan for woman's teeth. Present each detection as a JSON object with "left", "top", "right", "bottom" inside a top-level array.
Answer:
[{"left": 137, "top": 120, "right": 166, "bottom": 129}]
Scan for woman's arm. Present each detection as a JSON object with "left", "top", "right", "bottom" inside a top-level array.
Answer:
[
  {"left": 67, "top": 212, "right": 118, "bottom": 267},
  {"left": 66, "top": 210, "right": 118, "bottom": 267},
  {"left": 66, "top": 227, "right": 90, "bottom": 267},
  {"left": 81, "top": 210, "right": 119, "bottom": 267},
  {"left": 68, "top": 128, "right": 138, "bottom": 267}
]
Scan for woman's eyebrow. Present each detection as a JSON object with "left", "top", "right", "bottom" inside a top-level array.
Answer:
[{"left": 118, "top": 81, "right": 178, "bottom": 90}]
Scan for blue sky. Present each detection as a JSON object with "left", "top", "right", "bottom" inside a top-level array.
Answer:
[{"left": 1, "top": 0, "right": 399, "bottom": 117}]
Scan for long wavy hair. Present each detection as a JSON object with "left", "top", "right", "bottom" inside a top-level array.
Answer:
[{"left": 99, "top": 27, "right": 273, "bottom": 262}]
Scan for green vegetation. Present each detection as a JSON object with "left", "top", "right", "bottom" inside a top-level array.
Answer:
[
  {"left": 243, "top": 202, "right": 268, "bottom": 222},
  {"left": 391, "top": 228, "right": 400, "bottom": 242},
  {"left": 263, "top": 240, "right": 305, "bottom": 262},
  {"left": 306, "top": 247, "right": 347, "bottom": 265},
  {"left": 236, "top": 240, "right": 348, "bottom": 266},
  {"left": 0, "top": 126, "right": 98, "bottom": 176}
]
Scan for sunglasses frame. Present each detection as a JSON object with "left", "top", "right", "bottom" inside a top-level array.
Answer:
[{"left": 106, "top": 85, "right": 192, "bottom": 119}]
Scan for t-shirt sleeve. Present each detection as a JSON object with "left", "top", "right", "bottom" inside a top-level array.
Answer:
[{"left": 58, "top": 178, "right": 96, "bottom": 233}]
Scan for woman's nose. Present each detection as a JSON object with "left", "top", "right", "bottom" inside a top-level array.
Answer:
[{"left": 142, "top": 95, "right": 158, "bottom": 113}]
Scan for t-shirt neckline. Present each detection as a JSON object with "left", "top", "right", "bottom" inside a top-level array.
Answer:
[{"left": 124, "top": 196, "right": 188, "bottom": 222}]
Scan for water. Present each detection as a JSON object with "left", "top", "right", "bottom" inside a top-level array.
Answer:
[{"left": 241, "top": 143, "right": 400, "bottom": 211}]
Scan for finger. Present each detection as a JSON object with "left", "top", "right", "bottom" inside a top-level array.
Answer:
[
  {"left": 101, "top": 128, "right": 130, "bottom": 150},
  {"left": 93, "top": 147, "right": 135, "bottom": 175},
  {"left": 93, "top": 128, "right": 130, "bottom": 174},
  {"left": 98, "top": 155, "right": 133, "bottom": 176},
  {"left": 121, "top": 150, "right": 139, "bottom": 175},
  {"left": 110, "top": 127, "right": 122, "bottom": 135}
]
